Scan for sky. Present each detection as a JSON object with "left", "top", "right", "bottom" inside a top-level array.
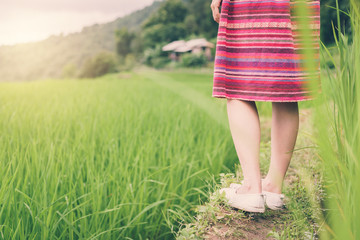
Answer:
[{"left": 0, "top": 0, "right": 156, "bottom": 46}]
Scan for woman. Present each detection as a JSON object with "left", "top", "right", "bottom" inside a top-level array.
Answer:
[{"left": 210, "top": 0, "right": 320, "bottom": 212}]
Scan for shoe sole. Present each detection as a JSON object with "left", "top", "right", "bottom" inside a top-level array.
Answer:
[
  {"left": 228, "top": 202, "right": 265, "bottom": 213},
  {"left": 266, "top": 205, "right": 284, "bottom": 210}
]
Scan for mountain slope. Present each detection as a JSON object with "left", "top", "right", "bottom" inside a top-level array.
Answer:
[{"left": 0, "top": 1, "right": 161, "bottom": 81}]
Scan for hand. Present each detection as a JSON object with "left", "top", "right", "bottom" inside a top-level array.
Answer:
[{"left": 210, "top": 0, "right": 222, "bottom": 23}]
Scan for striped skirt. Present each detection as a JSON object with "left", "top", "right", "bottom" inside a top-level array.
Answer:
[{"left": 212, "top": 0, "right": 321, "bottom": 102}]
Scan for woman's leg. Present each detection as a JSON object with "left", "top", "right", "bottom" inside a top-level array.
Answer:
[
  {"left": 263, "top": 102, "right": 299, "bottom": 193},
  {"left": 227, "top": 99, "right": 262, "bottom": 194}
]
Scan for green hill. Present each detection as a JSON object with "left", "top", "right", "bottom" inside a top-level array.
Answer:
[{"left": 0, "top": 1, "right": 161, "bottom": 81}]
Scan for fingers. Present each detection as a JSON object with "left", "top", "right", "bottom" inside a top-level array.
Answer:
[{"left": 210, "top": 0, "right": 221, "bottom": 23}]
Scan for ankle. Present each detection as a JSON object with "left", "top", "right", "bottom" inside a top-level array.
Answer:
[
  {"left": 262, "top": 177, "right": 282, "bottom": 194},
  {"left": 237, "top": 180, "right": 262, "bottom": 194}
]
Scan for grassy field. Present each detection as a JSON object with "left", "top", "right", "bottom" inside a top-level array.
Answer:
[
  {"left": 0, "top": 1, "right": 357, "bottom": 239},
  {"left": 0, "top": 68, "right": 320, "bottom": 239}
]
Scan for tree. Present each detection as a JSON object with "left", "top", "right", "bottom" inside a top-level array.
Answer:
[
  {"left": 115, "top": 27, "right": 135, "bottom": 57},
  {"left": 129, "top": 32, "right": 144, "bottom": 57},
  {"left": 321, "top": 0, "right": 351, "bottom": 45},
  {"left": 141, "top": 0, "right": 188, "bottom": 48},
  {"left": 186, "top": 0, "right": 219, "bottom": 39},
  {"left": 80, "top": 52, "right": 117, "bottom": 78},
  {"left": 184, "top": 15, "right": 198, "bottom": 35},
  {"left": 142, "top": 0, "right": 188, "bottom": 28},
  {"left": 142, "top": 23, "right": 186, "bottom": 48}
]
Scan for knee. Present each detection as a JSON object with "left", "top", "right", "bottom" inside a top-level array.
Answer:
[{"left": 272, "top": 102, "right": 298, "bottom": 112}]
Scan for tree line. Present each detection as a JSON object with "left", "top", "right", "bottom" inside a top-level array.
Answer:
[
  {"left": 85, "top": 0, "right": 351, "bottom": 77},
  {"left": 115, "top": 0, "right": 351, "bottom": 58}
]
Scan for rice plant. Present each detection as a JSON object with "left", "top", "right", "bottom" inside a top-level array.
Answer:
[
  {"left": 0, "top": 73, "right": 234, "bottom": 239},
  {"left": 314, "top": 0, "right": 360, "bottom": 238}
]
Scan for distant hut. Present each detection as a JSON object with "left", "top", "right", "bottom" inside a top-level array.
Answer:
[
  {"left": 162, "top": 38, "right": 214, "bottom": 61},
  {"left": 162, "top": 40, "right": 186, "bottom": 61}
]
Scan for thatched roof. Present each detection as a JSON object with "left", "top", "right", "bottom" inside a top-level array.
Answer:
[{"left": 162, "top": 38, "right": 214, "bottom": 52}]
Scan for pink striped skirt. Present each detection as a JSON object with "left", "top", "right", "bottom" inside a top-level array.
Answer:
[{"left": 212, "top": 0, "right": 321, "bottom": 102}]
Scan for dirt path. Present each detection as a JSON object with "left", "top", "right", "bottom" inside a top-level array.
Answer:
[{"left": 177, "top": 108, "right": 321, "bottom": 240}]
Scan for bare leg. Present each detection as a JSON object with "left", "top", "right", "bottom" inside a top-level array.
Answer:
[
  {"left": 227, "top": 99, "right": 261, "bottom": 194},
  {"left": 263, "top": 102, "right": 299, "bottom": 194}
]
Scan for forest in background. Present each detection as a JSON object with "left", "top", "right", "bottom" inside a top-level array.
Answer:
[{"left": 0, "top": 0, "right": 351, "bottom": 81}]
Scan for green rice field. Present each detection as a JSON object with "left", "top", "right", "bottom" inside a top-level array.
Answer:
[{"left": 0, "top": 69, "right": 320, "bottom": 239}]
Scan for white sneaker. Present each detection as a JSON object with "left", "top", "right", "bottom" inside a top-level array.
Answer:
[
  {"left": 229, "top": 181, "right": 285, "bottom": 210},
  {"left": 219, "top": 187, "right": 265, "bottom": 213},
  {"left": 262, "top": 191, "right": 285, "bottom": 210}
]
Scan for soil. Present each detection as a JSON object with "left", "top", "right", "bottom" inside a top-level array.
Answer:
[{"left": 202, "top": 108, "right": 315, "bottom": 240}]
